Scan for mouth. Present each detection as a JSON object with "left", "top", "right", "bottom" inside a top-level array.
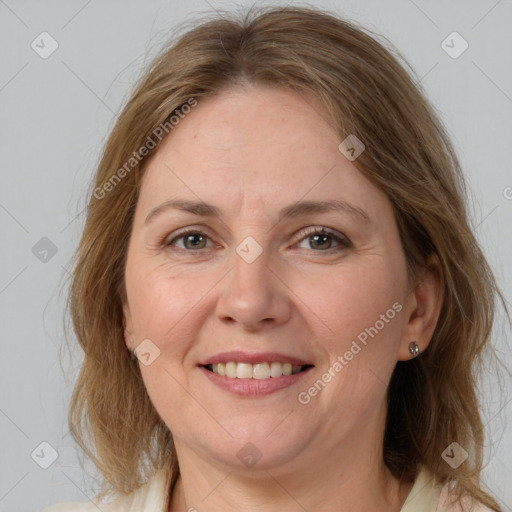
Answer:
[
  {"left": 202, "top": 361, "right": 314, "bottom": 379},
  {"left": 198, "top": 351, "right": 314, "bottom": 395}
]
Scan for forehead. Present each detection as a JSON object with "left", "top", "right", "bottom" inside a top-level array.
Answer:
[
  {"left": 154, "top": 85, "right": 338, "bottom": 168},
  {"left": 136, "top": 84, "right": 389, "bottom": 223}
]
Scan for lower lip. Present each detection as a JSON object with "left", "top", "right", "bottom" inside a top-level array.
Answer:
[{"left": 199, "top": 366, "right": 312, "bottom": 396}]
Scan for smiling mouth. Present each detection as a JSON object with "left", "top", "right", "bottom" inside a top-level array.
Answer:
[{"left": 202, "top": 361, "right": 314, "bottom": 379}]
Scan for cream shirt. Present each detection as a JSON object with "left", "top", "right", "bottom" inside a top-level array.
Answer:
[{"left": 42, "top": 466, "right": 494, "bottom": 512}]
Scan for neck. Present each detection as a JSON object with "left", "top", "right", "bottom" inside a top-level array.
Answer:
[{"left": 170, "top": 461, "right": 412, "bottom": 512}]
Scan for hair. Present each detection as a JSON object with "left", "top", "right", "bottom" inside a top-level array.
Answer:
[{"left": 66, "top": 5, "right": 507, "bottom": 510}]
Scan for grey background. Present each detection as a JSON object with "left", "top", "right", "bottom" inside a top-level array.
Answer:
[{"left": 0, "top": 0, "right": 511, "bottom": 510}]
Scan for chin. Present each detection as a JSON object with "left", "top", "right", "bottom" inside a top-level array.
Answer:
[{"left": 199, "top": 421, "right": 311, "bottom": 473}]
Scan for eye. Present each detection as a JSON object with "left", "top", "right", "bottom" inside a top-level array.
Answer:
[
  {"left": 163, "top": 226, "right": 351, "bottom": 253},
  {"left": 165, "top": 229, "right": 214, "bottom": 251},
  {"left": 294, "top": 226, "right": 351, "bottom": 252}
]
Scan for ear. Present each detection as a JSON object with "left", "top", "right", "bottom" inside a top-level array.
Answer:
[
  {"left": 397, "top": 254, "right": 444, "bottom": 361},
  {"left": 122, "top": 300, "right": 135, "bottom": 351}
]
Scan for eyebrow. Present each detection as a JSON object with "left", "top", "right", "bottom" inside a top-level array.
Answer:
[{"left": 144, "top": 198, "right": 370, "bottom": 225}]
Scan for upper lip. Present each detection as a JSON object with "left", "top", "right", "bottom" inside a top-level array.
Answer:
[{"left": 199, "top": 351, "right": 313, "bottom": 366}]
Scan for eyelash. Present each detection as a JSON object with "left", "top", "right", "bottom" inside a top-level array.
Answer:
[{"left": 162, "top": 226, "right": 352, "bottom": 254}]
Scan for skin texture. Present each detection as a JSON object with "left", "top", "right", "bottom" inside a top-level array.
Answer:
[{"left": 122, "top": 84, "right": 443, "bottom": 511}]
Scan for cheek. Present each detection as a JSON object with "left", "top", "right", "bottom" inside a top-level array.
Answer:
[
  {"left": 138, "top": 363, "right": 197, "bottom": 441},
  {"left": 297, "top": 258, "right": 406, "bottom": 351},
  {"left": 125, "top": 260, "right": 203, "bottom": 343},
  {"left": 300, "top": 266, "right": 406, "bottom": 415},
  {"left": 125, "top": 257, "right": 232, "bottom": 383}
]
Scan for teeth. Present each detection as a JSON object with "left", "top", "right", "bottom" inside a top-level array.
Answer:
[
  {"left": 209, "top": 362, "right": 304, "bottom": 379},
  {"left": 236, "top": 362, "right": 253, "bottom": 379},
  {"left": 270, "top": 361, "right": 283, "bottom": 378},
  {"left": 253, "top": 362, "right": 270, "bottom": 380},
  {"left": 225, "top": 362, "right": 237, "bottom": 378}
]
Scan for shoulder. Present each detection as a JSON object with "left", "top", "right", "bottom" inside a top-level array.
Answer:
[
  {"left": 437, "top": 480, "right": 495, "bottom": 512},
  {"left": 400, "top": 467, "right": 496, "bottom": 512},
  {"left": 41, "top": 492, "right": 136, "bottom": 512},
  {"left": 42, "top": 504, "right": 92, "bottom": 512},
  {"left": 41, "top": 469, "right": 170, "bottom": 512}
]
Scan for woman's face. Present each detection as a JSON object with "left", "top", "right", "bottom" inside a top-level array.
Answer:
[{"left": 123, "top": 84, "right": 419, "bottom": 474}]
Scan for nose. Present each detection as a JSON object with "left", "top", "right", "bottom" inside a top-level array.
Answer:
[{"left": 215, "top": 242, "right": 292, "bottom": 332}]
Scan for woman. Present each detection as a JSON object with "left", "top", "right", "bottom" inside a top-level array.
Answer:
[{"left": 44, "top": 5, "right": 505, "bottom": 511}]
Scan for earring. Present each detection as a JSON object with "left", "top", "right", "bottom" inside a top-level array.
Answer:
[{"left": 409, "top": 341, "right": 420, "bottom": 358}]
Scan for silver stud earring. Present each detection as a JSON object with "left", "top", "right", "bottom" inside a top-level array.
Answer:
[{"left": 409, "top": 341, "right": 420, "bottom": 358}]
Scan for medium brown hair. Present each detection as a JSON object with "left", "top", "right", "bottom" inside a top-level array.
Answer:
[{"left": 67, "top": 5, "right": 506, "bottom": 510}]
